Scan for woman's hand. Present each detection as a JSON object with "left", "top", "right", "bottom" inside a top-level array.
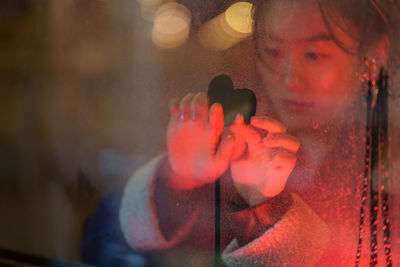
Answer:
[
  {"left": 167, "top": 92, "right": 235, "bottom": 190},
  {"left": 230, "top": 115, "right": 300, "bottom": 206}
]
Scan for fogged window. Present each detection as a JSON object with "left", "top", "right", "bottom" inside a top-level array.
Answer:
[{"left": 1, "top": 0, "right": 400, "bottom": 266}]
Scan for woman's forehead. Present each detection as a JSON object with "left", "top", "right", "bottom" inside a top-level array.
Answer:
[
  {"left": 258, "top": 0, "right": 360, "bottom": 49},
  {"left": 260, "top": 0, "right": 329, "bottom": 43}
]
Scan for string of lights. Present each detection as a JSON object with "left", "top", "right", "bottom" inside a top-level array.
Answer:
[{"left": 356, "top": 60, "right": 392, "bottom": 266}]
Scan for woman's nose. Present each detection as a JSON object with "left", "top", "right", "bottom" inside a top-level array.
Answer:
[{"left": 281, "top": 55, "right": 305, "bottom": 93}]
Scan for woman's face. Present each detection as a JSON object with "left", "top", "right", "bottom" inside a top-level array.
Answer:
[{"left": 255, "top": 0, "right": 362, "bottom": 131}]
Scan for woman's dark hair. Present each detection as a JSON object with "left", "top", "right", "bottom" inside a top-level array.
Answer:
[{"left": 251, "top": 0, "right": 399, "bottom": 57}]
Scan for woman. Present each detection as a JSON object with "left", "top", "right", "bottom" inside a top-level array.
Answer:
[{"left": 119, "top": 0, "right": 400, "bottom": 265}]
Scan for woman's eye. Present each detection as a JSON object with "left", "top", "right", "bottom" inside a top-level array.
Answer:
[{"left": 304, "top": 52, "right": 326, "bottom": 61}]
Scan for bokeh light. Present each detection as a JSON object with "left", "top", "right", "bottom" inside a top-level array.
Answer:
[
  {"left": 199, "top": 1, "right": 253, "bottom": 51},
  {"left": 225, "top": 1, "right": 253, "bottom": 34},
  {"left": 152, "top": 2, "right": 191, "bottom": 49}
]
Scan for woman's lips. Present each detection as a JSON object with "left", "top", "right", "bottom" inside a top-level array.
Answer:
[{"left": 280, "top": 99, "right": 314, "bottom": 114}]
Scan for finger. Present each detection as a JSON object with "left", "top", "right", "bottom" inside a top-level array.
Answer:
[
  {"left": 234, "top": 113, "right": 245, "bottom": 125},
  {"left": 191, "top": 92, "right": 209, "bottom": 123},
  {"left": 230, "top": 115, "right": 262, "bottom": 145},
  {"left": 168, "top": 98, "right": 179, "bottom": 123},
  {"left": 250, "top": 116, "right": 287, "bottom": 134},
  {"left": 268, "top": 150, "right": 297, "bottom": 170},
  {"left": 263, "top": 134, "right": 300, "bottom": 153},
  {"left": 214, "top": 134, "right": 235, "bottom": 172},
  {"left": 179, "top": 93, "right": 196, "bottom": 122},
  {"left": 209, "top": 103, "right": 224, "bottom": 138}
]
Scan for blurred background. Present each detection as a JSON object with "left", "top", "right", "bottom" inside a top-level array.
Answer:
[{"left": 0, "top": 0, "right": 258, "bottom": 263}]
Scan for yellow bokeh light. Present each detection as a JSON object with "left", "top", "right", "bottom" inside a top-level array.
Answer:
[
  {"left": 198, "top": 1, "right": 253, "bottom": 51},
  {"left": 199, "top": 15, "right": 239, "bottom": 51},
  {"left": 225, "top": 1, "right": 253, "bottom": 34},
  {"left": 152, "top": 2, "right": 191, "bottom": 49}
]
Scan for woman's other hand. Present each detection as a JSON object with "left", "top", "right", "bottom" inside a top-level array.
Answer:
[
  {"left": 167, "top": 92, "right": 235, "bottom": 190},
  {"left": 230, "top": 115, "right": 300, "bottom": 206}
]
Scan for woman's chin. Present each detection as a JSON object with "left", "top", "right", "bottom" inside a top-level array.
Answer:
[
  {"left": 285, "top": 119, "right": 311, "bottom": 133},
  {"left": 278, "top": 111, "right": 314, "bottom": 132}
]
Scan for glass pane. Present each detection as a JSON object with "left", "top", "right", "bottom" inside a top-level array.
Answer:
[{"left": 1, "top": 0, "right": 400, "bottom": 266}]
